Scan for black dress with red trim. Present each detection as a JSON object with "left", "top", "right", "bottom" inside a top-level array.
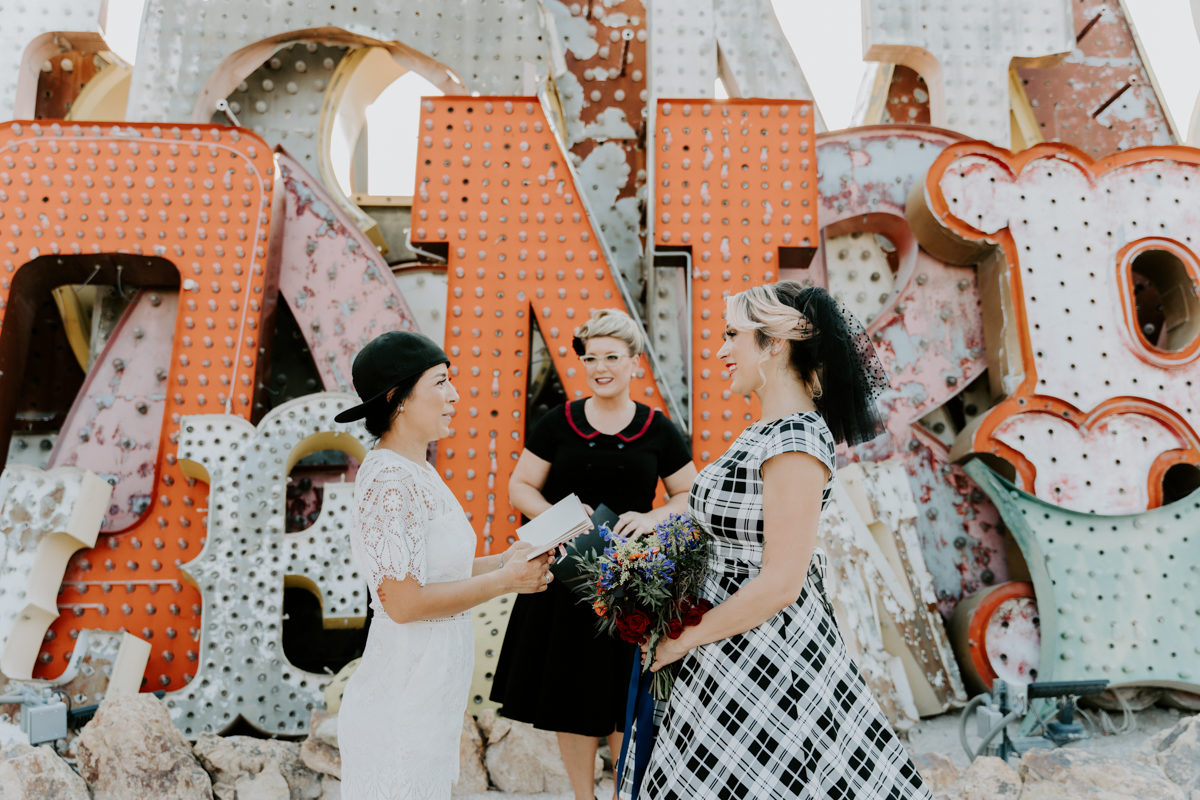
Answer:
[{"left": 489, "top": 399, "right": 693, "bottom": 737}]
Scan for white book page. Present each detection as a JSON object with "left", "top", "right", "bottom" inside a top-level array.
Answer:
[{"left": 516, "top": 493, "right": 591, "bottom": 558}]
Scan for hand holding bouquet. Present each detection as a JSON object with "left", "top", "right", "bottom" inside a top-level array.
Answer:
[{"left": 578, "top": 513, "right": 711, "bottom": 699}]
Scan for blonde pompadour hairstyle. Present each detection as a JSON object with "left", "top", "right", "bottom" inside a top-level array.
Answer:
[{"left": 574, "top": 308, "right": 644, "bottom": 356}]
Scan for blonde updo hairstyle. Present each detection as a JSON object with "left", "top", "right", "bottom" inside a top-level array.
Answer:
[
  {"left": 726, "top": 281, "right": 884, "bottom": 446},
  {"left": 573, "top": 308, "right": 644, "bottom": 357}
]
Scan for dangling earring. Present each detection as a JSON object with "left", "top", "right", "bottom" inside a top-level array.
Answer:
[{"left": 810, "top": 377, "right": 823, "bottom": 400}]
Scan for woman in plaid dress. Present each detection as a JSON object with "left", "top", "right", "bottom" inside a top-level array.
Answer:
[{"left": 621, "top": 282, "right": 931, "bottom": 799}]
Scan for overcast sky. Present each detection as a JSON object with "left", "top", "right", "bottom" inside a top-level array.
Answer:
[{"left": 101, "top": 0, "right": 1200, "bottom": 194}]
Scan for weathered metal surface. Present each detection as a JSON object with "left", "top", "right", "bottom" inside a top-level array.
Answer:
[
  {"left": 468, "top": 593, "right": 514, "bottom": 712},
  {"left": 0, "top": 122, "right": 278, "bottom": 690},
  {"left": 274, "top": 150, "right": 421, "bottom": 393},
  {"left": 837, "top": 461, "right": 967, "bottom": 716},
  {"left": 0, "top": 2, "right": 104, "bottom": 117},
  {"left": 814, "top": 126, "right": 1005, "bottom": 614},
  {"left": 655, "top": 99, "right": 820, "bottom": 463},
  {"left": 1017, "top": 0, "right": 1178, "bottom": 156},
  {"left": 818, "top": 487, "right": 919, "bottom": 730},
  {"left": 546, "top": 0, "right": 647, "bottom": 289},
  {"left": 1, "top": 629, "right": 149, "bottom": 727},
  {"left": 881, "top": 66, "right": 932, "bottom": 126},
  {"left": 46, "top": 290, "right": 176, "bottom": 533},
  {"left": 917, "top": 142, "right": 1200, "bottom": 513},
  {"left": 863, "top": 1, "right": 1074, "bottom": 147},
  {"left": 126, "top": 0, "right": 553, "bottom": 122},
  {"left": 215, "top": 43, "right": 348, "bottom": 178},
  {"left": 646, "top": 0, "right": 820, "bottom": 115},
  {"left": 0, "top": 465, "right": 110, "bottom": 680},
  {"left": 170, "top": 392, "right": 366, "bottom": 736},
  {"left": 647, "top": 0, "right": 716, "bottom": 97},
  {"left": 966, "top": 459, "right": 1200, "bottom": 694},
  {"left": 410, "top": 96, "right": 674, "bottom": 553},
  {"left": 33, "top": 48, "right": 105, "bottom": 120},
  {"left": 949, "top": 581, "right": 1041, "bottom": 694}
]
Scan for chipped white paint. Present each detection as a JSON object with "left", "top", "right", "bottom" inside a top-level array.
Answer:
[
  {"left": 0, "top": 0, "right": 105, "bottom": 117},
  {"left": 712, "top": 0, "right": 825, "bottom": 129},
  {"left": 0, "top": 466, "right": 111, "bottom": 680},
  {"left": 126, "top": 0, "right": 554, "bottom": 122},
  {"left": 575, "top": 142, "right": 643, "bottom": 288},
  {"left": 863, "top": 0, "right": 1074, "bottom": 146},
  {"left": 926, "top": 147, "right": 1200, "bottom": 502},
  {"left": 818, "top": 461, "right": 966, "bottom": 727},
  {"left": 169, "top": 393, "right": 368, "bottom": 736},
  {"left": 993, "top": 411, "right": 1186, "bottom": 514}
]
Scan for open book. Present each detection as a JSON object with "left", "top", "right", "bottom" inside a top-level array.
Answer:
[{"left": 517, "top": 493, "right": 593, "bottom": 559}]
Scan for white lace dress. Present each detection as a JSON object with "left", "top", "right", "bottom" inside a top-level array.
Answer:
[{"left": 338, "top": 449, "right": 477, "bottom": 800}]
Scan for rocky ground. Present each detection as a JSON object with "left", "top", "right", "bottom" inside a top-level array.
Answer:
[{"left": 0, "top": 694, "right": 1196, "bottom": 799}]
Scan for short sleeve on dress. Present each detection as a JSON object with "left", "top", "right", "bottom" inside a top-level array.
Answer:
[
  {"left": 523, "top": 405, "right": 564, "bottom": 461},
  {"left": 355, "top": 464, "right": 439, "bottom": 591},
  {"left": 759, "top": 416, "right": 835, "bottom": 478},
  {"left": 654, "top": 412, "right": 694, "bottom": 477}
]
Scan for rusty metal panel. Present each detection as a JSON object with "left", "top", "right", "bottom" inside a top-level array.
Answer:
[
  {"left": 1017, "top": 0, "right": 1178, "bottom": 156},
  {"left": 126, "top": 0, "right": 553, "bottom": 122},
  {"left": 917, "top": 142, "right": 1200, "bottom": 514},
  {"left": 170, "top": 392, "right": 367, "bottom": 736},
  {"left": 864, "top": 1, "right": 1075, "bottom": 147}
]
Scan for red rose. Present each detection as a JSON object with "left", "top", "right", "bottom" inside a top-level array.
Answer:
[
  {"left": 615, "top": 609, "right": 652, "bottom": 644},
  {"left": 665, "top": 618, "right": 684, "bottom": 639},
  {"left": 679, "top": 596, "right": 713, "bottom": 626}
]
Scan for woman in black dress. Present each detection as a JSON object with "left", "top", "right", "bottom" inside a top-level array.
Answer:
[{"left": 491, "top": 308, "right": 697, "bottom": 800}]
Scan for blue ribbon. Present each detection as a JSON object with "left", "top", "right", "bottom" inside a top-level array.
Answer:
[{"left": 615, "top": 652, "right": 656, "bottom": 800}]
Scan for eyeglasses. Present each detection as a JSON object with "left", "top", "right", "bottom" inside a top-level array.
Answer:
[{"left": 579, "top": 353, "right": 631, "bottom": 366}]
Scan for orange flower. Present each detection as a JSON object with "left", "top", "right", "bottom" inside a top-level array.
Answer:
[{"left": 593, "top": 598, "right": 608, "bottom": 617}]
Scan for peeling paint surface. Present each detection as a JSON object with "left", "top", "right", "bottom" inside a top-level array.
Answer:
[
  {"left": 276, "top": 152, "right": 421, "bottom": 393},
  {"left": 968, "top": 460, "right": 1200, "bottom": 695},
  {"left": 1017, "top": 0, "right": 1177, "bottom": 156},
  {"left": 47, "top": 292, "right": 176, "bottom": 533},
  {"left": 864, "top": 0, "right": 1074, "bottom": 147},
  {"left": 925, "top": 143, "right": 1200, "bottom": 510},
  {"left": 815, "top": 127, "right": 1005, "bottom": 614}
]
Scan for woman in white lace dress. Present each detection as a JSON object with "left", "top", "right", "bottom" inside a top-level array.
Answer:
[{"left": 334, "top": 331, "right": 553, "bottom": 799}]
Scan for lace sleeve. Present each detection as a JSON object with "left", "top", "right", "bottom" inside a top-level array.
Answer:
[{"left": 355, "top": 464, "right": 439, "bottom": 592}]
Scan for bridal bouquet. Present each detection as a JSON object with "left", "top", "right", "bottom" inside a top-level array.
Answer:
[{"left": 578, "top": 513, "right": 711, "bottom": 700}]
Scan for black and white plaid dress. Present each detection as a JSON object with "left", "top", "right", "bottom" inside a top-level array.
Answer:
[{"left": 621, "top": 412, "right": 931, "bottom": 800}]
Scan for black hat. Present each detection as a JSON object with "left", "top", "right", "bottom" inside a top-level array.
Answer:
[{"left": 334, "top": 331, "right": 450, "bottom": 423}]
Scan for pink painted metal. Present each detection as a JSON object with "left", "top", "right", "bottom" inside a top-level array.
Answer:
[
  {"left": 273, "top": 149, "right": 422, "bottom": 392},
  {"left": 46, "top": 290, "right": 177, "bottom": 533},
  {"left": 814, "top": 126, "right": 1007, "bottom": 614}
]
